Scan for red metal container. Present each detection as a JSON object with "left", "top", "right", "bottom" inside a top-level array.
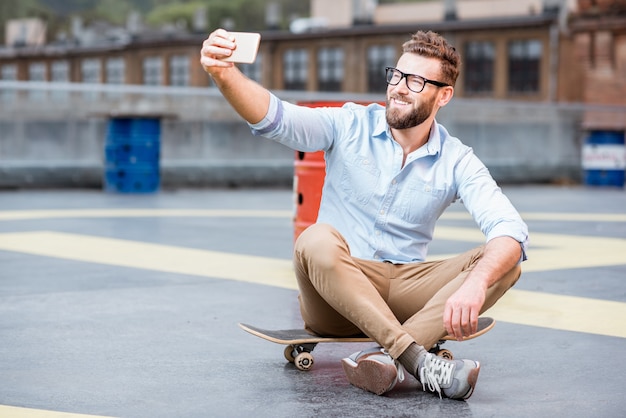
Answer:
[
  {"left": 292, "top": 100, "right": 383, "bottom": 241},
  {"left": 293, "top": 149, "right": 326, "bottom": 241}
]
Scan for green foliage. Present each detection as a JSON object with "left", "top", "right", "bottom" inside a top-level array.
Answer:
[
  {"left": 379, "top": 0, "right": 431, "bottom": 3},
  {"left": 38, "top": 0, "right": 100, "bottom": 17},
  {"left": 0, "top": 0, "right": 49, "bottom": 19},
  {"left": 145, "top": 0, "right": 309, "bottom": 32},
  {"left": 204, "top": 0, "right": 267, "bottom": 31},
  {"left": 94, "top": 0, "right": 135, "bottom": 25},
  {"left": 145, "top": 1, "right": 205, "bottom": 27},
  {"left": 0, "top": 0, "right": 315, "bottom": 41}
]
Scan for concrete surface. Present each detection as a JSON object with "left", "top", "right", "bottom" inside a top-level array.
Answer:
[{"left": 0, "top": 185, "right": 625, "bottom": 418}]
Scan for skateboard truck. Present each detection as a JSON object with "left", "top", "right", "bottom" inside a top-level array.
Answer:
[{"left": 284, "top": 343, "right": 317, "bottom": 371}]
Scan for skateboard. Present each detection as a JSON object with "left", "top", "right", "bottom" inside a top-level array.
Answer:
[{"left": 239, "top": 317, "right": 494, "bottom": 371}]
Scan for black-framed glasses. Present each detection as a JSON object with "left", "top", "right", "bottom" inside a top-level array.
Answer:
[{"left": 385, "top": 67, "right": 449, "bottom": 93}]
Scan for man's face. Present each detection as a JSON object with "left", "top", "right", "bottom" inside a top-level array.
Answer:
[{"left": 385, "top": 54, "right": 443, "bottom": 130}]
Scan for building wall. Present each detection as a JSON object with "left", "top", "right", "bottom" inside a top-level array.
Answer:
[
  {"left": 0, "top": 83, "right": 294, "bottom": 189},
  {"left": 0, "top": 18, "right": 564, "bottom": 99},
  {"left": 1, "top": 82, "right": 615, "bottom": 188},
  {"left": 571, "top": 12, "right": 626, "bottom": 130},
  {"left": 375, "top": 2, "right": 443, "bottom": 24},
  {"left": 557, "top": 35, "right": 584, "bottom": 102},
  {"left": 311, "top": 0, "right": 353, "bottom": 28},
  {"left": 450, "top": 26, "right": 552, "bottom": 100}
]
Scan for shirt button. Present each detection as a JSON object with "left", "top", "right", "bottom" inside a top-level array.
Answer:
[{"left": 375, "top": 230, "right": 381, "bottom": 236}]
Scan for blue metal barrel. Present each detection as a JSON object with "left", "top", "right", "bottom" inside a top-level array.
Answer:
[
  {"left": 104, "top": 117, "right": 160, "bottom": 193},
  {"left": 582, "top": 130, "right": 625, "bottom": 187}
]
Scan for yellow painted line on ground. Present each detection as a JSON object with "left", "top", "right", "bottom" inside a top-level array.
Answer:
[
  {"left": 1, "top": 209, "right": 625, "bottom": 223},
  {"left": 0, "top": 209, "right": 292, "bottom": 221},
  {"left": 486, "top": 289, "right": 626, "bottom": 338},
  {"left": 0, "top": 231, "right": 297, "bottom": 290},
  {"left": 429, "top": 227, "right": 626, "bottom": 338},
  {"left": 0, "top": 405, "right": 114, "bottom": 418},
  {"left": 520, "top": 212, "right": 626, "bottom": 222},
  {"left": 432, "top": 226, "right": 626, "bottom": 271},
  {"left": 0, "top": 230, "right": 625, "bottom": 339},
  {"left": 440, "top": 211, "right": 626, "bottom": 222}
]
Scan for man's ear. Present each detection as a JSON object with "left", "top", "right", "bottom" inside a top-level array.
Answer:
[{"left": 437, "top": 86, "right": 454, "bottom": 107}]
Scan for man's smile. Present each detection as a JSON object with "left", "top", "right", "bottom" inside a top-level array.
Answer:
[{"left": 391, "top": 97, "right": 411, "bottom": 107}]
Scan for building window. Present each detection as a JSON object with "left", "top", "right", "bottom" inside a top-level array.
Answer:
[
  {"left": 317, "top": 47, "right": 344, "bottom": 92},
  {"left": 51, "top": 60, "right": 69, "bottom": 99},
  {"left": 28, "top": 62, "right": 46, "bottom": 99},
  {"left": 51, "top": 60, "right": 68, "bottom": 82},
  {"left": 239, "top": 52, "right": 262, "bottom": 83},
  {"left": 1, "top": 64, "right": 17, "bottom": 80},
  {"left": 81, "top": 58, "right": 101, "bottom": 99},
  {"left": 367, "top": 45, "right": 395, "bottom": 93},
  {"left": 143, "top": 56, "right": 162, "bottom": 86},
  {"left": 105, "top": 57, "right": 125, "bottom": 84},
  {"left": 283, "top": 48, "right": 308, "bottom": 90},
  {"left": 508, "top": 39, "right": 542, "bottom": 93},
  {"left": 464, "top": 41, "right": 494, "bottom": 94},
  {"left": 1, "top": 64, "right": 17, "bottom": 101},
  {"left": 81, "top": 58, "right": 101, "bottom": 84},
  {"left": 169, "top": 55, "right": 189, "bottom": 86},
  {"left": 28, "top": 62, "right": 46, "bottom": 81},
  {"left": 105, "top": 57, "right": 124, "bottom": 98}
]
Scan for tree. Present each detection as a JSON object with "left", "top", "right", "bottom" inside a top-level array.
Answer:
[
  {"left": 145, "top": 0, "right": 310, "bottom": 32},
  {"left": 94, "top": 0, "right": 135, "bottom": 25},
  {"left": 0, "top": 0, "right": 313, "bottom": 44}
]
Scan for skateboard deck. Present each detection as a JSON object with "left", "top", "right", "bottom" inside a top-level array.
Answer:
[{"left": 239, "top": 317, "right": 494, "bottom": 371}]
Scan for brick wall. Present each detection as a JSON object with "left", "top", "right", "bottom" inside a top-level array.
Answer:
[
  {"left": 573, "top": 2, "right": 626, "bottom": 129},
  {"left": 577, "top": 0, "right": 626, "bottom": 15}
]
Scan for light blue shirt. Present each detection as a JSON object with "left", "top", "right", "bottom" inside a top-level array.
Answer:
[{"left": 250, "top": 93, "right": 529, "bottom": 263}]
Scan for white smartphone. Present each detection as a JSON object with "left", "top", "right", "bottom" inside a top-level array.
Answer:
[{"left": 223, "top": 32, "right": 261, "bottom": 64}]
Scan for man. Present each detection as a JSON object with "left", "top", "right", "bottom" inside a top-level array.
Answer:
[{"left": 201, "top": 29, "right": 528, "bottom": 400}]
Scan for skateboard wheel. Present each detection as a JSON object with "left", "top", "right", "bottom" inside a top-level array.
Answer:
[
  {"left": 436, "top": 349, "right": 454, "bottom": 360},
  {"left": 284, "top": 345, "right": 296, "bottom": 363},
  {"left": 294, "top": 352, "right": 314, "bottom": 371}
]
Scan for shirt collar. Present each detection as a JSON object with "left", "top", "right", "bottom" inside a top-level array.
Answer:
[
  {"left": 425, "top": 120, "right": 442, "bottom": 156},
  {"left": 373, "top": 109, "right": 388, "bottom": 138}
]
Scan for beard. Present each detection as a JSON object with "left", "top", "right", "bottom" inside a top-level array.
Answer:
[{"left": 385, "top": 95, "right": 436, "bottom": 130}]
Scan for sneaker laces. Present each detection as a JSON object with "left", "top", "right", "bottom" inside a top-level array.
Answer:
[{"left": 419, "top": 353, "right": 455, "bottom": 399}]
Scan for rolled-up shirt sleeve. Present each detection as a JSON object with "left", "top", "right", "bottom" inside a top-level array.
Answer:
[
  {"left": 248, "top": 92, "right": 282, "bottom": 136},
  {"left": 487, "top": 219, "right": 529, "bottom": 263},
  {"left": 456, "top": 149, "right": 529, "bottom": 263},
  {"left": 248, "top": 92, "right": 338, "bottom": 152}
]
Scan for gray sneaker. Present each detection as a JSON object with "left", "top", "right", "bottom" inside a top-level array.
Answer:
[
  {"left": 418, "top": 352, "right": 480, "bottom": 400},
  {"left": 341, "top": 347, "right": 405, "bottom": 395}
]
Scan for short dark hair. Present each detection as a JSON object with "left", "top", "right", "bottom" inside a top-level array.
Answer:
[{"left": 402, "top": 31, "right": 460, "bottom": 87}]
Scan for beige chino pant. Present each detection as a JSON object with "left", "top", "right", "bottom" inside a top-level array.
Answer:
[{"left": 293, "top": 223, "right": 521, "bottom": 359}]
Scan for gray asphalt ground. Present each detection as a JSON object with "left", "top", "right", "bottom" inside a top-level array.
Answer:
[{"left": 0, "top": 185, "right": 625, "bottom": 418}]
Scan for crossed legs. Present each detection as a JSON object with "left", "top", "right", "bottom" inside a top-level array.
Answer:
[{"left": 293, "top": 223, "right": 520, "bottom": 359}]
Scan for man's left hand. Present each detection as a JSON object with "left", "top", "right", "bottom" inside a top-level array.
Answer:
[{"left": 443, "top": 280, "right": 486, "bottom": 341}]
